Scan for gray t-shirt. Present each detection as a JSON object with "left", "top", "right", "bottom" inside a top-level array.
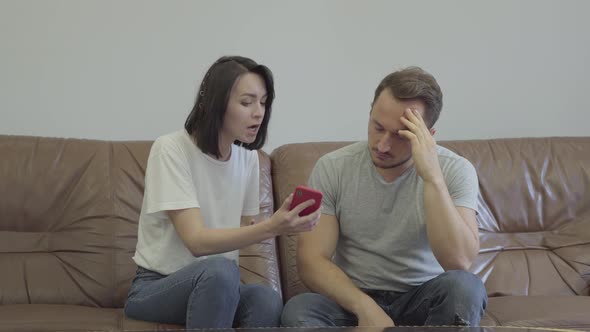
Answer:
[{"left": 308, "top": 141, "right": 478, "bottom": 292}]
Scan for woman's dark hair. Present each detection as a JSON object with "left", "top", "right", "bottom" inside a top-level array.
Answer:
[{"left": 184, "top": 56, "right": 274, "bottom": 158}]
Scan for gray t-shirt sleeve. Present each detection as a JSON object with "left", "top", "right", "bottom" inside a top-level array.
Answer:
[
  {"left": 444, "top": 158, "right": 479, "bottom": 211},
  {"left": 308, "top": 157, "right": 338, "bottom": 216}
]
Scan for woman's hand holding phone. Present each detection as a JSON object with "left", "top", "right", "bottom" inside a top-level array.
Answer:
[{"left": 267, "top": 188, "right": 322, "bottom": 236}]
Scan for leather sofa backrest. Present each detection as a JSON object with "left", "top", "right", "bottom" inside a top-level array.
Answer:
[{"left": 0, "top": 135, "right": 279, "bottom": 308}]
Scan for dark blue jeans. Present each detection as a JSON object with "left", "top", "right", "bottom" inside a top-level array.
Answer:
[
  {"left": 124, "top": 257, "right": 283, "bottom": 328},
  {"left": 281, "top": 270, "right": 487, "bottom": 327}
]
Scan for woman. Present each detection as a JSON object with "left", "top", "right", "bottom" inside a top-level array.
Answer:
[{"left": 124, "top": 56, "right": 320, "bottom": 328}]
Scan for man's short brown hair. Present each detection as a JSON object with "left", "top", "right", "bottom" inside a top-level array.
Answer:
[{"left": 373, "top": 66, "right": 443, "bottom": 128}]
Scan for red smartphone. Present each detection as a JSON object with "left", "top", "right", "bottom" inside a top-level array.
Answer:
[{"left": 288, "top": 185, "right": 323, "bottom": 217}]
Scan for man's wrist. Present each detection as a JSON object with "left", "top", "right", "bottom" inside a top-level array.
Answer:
[
  {"left": 351, "top": 293, "right": 378, "bottom": 316},
  {"left": 423, "top": 172, "right": 446, "bottom": 187}
]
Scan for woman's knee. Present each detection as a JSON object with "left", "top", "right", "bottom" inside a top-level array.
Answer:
[
  {"left": 246, "top": 284, "right": 283, "bottom": 311},
  {"left": 238, "top": 284, "right": 283, "bottom": 327},
  {"left": 188, "top": 257, "right": 240, "bottom": 290}
]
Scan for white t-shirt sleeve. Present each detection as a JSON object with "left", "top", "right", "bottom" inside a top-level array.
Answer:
[
  {"left": 241, "top": 151, "right": 260, "bottom": 216},
  {"left": 144, "top": 138, "right": 200, "bottom": 214}
]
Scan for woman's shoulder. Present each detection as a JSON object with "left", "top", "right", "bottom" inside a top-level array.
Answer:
[{"left": 151, "top": 130, "right": 194, "bottom": 156}]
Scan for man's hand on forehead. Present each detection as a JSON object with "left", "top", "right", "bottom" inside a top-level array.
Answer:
[{"left": 397, "top": 108, "right": 443, "bottom": 183}]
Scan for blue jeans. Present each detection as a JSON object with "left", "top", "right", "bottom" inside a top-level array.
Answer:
[
  {"left": 124, "top": 257, "right": 283, "bottom": 328},
  {"left": 281, "top": 270, "right": 487, "bottom": 327}
]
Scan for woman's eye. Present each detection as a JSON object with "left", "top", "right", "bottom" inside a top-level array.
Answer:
[{"left": 241, "top": 101, "right": 252, "bottom": 106}]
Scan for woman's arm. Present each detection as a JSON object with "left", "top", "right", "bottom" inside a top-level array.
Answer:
[{"left": 168, "top": 194, "right": 320, "bottom": 257}]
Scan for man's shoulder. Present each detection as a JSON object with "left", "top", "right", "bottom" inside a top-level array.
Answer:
[
  {"left": 437, "top": 145, "right": 467, "bottom": 161},
  {"left": 318, "top": 141, "right": 368, "bottom": 166},
  {"left": 436, "top": 145, "right": 476, "bottom": 174}
]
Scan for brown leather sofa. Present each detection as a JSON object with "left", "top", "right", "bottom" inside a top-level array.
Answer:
[{"left": 1, "top": 135, "right": 589, "bottom": 331}]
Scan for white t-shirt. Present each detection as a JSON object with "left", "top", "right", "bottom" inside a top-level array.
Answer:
[{"left": 132, "top": 129, "right": 260, "bottom": 275}]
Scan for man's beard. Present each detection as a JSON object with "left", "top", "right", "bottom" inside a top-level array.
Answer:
[{"left": 372, "top": 154, "right": 412, "bottom": 169}]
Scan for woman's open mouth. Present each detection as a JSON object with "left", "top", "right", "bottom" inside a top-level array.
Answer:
[{"left": 247, "top": 124, "right": 260, "bottom": 135}]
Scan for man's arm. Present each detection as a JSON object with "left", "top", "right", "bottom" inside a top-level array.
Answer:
[
  {"left": 399, "top": 108, "right": 479, "bottom": 270},
  {"left": 423, "top": 182, "right": 479, "bottom": 270},
  {"left": 297, "top": 214, "right": 394, "bottom": 326}
]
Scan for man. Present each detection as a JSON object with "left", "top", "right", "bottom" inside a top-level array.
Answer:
[{"left": 281, "top": 67, "right": 487, "bottom": 327}]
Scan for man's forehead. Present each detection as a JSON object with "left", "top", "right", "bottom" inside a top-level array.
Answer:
[
  {"left": 371, "top": 108, "right": 404, "bottom": 130},
  {"left": 404, "top": 100, "right": 425, "bottom": 111},
  {"left": 375, "top": 91, "right": 425, "bottom": 110},
  {"left": 374, "top": 101, "right": 424, "bottom": 116},
  {"left": 392, "top": 97, "right": 425, "bottom": 112}
]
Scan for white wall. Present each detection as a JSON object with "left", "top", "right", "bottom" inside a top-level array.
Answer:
[{"left": 1, "top": 0, "right": 588, "bottom": 153}]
